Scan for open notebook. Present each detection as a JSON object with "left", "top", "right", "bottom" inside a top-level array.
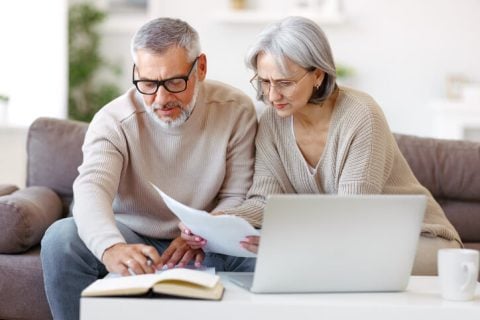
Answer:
[{"left": 82, "top": 267, "right": 223, "bottom": 300}]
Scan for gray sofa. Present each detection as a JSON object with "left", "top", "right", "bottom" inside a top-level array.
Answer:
[
  {"left": 0, "top": 117, "right": 87, "bottom": 320},
  {"left": 1, "top": 117, "right": 480, "bottom": 320}
]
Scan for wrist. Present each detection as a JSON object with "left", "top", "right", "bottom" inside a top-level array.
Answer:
[{"left": 101, "top": 242, "right": 124, "bottom": 263}]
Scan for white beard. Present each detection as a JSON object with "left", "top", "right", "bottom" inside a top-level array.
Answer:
[{"left": 145, "top": 84, "right": 200, "bottom": 129}]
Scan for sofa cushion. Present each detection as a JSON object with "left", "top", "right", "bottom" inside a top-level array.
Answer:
[
  {"left": 27, "top": 117, "right": 88, "bottom": 215},
  {"left": 395, "top": 134, "right": 480, "bottom": 243},
  {"left": 0, "top": 246, "right": 52, "bottom": 320},
  {"left": 439, "top": 199, "right": 480, "bottom": 242},
  {"left": 0, "top": 187, "right": 63, "bottom": 253},
  {"left": 0, "top": 184, "right": 18, "bottom": 197},
  {"left": 395, "top": 133, "right": 480, "bottom": 201}
]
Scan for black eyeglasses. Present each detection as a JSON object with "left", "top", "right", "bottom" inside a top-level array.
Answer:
[{"left": 132, "top": 57, "right": 199, "bottom": 95}]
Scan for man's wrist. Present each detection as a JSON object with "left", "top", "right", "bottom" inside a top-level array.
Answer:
[{"left": 101, "top": 242, "right": 124, "bottom": 262}]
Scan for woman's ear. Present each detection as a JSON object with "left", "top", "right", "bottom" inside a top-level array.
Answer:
[
  {"left": 197, "top": 53, "right": 207, "bottom": 81},
  {"left": 314, "top": 69, "right": 325, "bottom": 88}
]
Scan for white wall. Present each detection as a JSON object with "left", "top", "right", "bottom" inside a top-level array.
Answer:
[
  {"left": 101, "top": 0, "right": 480, "bottom": 137},
  {"left": 329, "top": 0, "right": 480, "bottom": 136},
  {"left": 0, "top": 0, "right": 68, "bottom": 127},
  {"left": 0, "top": 127, "right": 27, "bottom": 187},
  {"left": 0, "top": 1, "right": 67, "bottom": 186}
]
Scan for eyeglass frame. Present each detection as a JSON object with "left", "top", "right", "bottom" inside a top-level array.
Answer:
[
  {"left": 132, "top": 56, "right": 199, "bottom": 95},
  {"left": 249, "top": 68, "right": 315, "bottom": 97}
]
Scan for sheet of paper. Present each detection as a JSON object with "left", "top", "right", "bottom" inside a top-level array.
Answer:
[
  {"left": 151, "top": 183, "right": 259, "bottom": 258},
  {"left": 105, "top": 266, "right": 216, "bottom": 279}
]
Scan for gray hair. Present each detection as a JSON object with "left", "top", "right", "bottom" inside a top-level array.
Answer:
[
  {"left": 131, "top": 17, "right": 201, "bottom": 63},
  {"left": 245, "top": 16, "right": 337, "bottom": 103}
]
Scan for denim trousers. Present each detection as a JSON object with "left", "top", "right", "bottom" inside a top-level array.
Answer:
[{"left": 41, "top": 217, "right": 256, "bottom": 320}]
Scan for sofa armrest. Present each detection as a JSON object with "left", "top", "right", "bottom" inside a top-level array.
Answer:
[
  {"left": 0, "top": 184, "right": 18, "bottom": 197},
  {"left": 0, "top": 187, "right": 63, "bottom": 253}
]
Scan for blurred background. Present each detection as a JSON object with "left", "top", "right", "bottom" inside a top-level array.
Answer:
[{"left": 1, "top": 0, "right": 480, "bottom": 186}]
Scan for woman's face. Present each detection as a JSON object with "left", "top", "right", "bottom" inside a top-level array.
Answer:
[{"left": 256, "top": 52, "right": 323, "bottom": 117}]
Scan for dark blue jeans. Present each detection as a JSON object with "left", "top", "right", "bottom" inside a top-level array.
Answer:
[{"left": 41, "top": 217, "right": 256, "bottom": 320}]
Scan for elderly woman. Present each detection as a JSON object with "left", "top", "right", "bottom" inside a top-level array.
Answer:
[{"left": 181, "top": 16, "right": 461, "bottom": 275}]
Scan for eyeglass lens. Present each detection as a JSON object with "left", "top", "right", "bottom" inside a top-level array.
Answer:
[
  {"left": 133, "top": 57, "right": 198, "bottom": 95},
  {"left": 251, "top": 71, "right": 310, "bottom": 96}
]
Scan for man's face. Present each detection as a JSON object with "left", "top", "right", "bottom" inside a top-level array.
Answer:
[{"left": 134, "top": 47, "right": 206, "bottom": 126}]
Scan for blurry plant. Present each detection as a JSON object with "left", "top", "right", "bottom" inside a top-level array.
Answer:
[
  {"left": 0, "top": 94, "right": 8, "bottom": 103},
  {"left": 336, "top": 64, "right": 355, "bottom": 80},
  {"left": 69, "top": 2, "right": 121, "bottom": 122}
]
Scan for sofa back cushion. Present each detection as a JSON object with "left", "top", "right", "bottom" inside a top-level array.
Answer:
[
  {"left": 395, "top": 133, "right": 480, "bottom": 243},
  {"left": 26, "top": 117, "right": 88, "bottom": 215},
  {"left": 23, "top": 119, "right": 480, "bottom": 243}
]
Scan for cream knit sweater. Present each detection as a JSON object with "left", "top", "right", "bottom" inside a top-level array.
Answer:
[
  {"left": 73, "top": 80, "right": 257, "bottom": 260},
  {"left": 224, "top": 87, "right": 461, "bottom": 244}
]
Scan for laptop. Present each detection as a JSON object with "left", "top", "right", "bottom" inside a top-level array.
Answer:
[{"left": 226, "top": 194, "right": 426, "bottom": 293}]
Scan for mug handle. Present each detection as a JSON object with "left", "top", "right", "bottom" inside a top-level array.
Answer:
[{"left": 461, "top": 262, "right": 476, "bottom": 292}]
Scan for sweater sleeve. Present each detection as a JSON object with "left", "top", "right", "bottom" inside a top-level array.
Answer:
[
  {"left": 337, "top": 102, "right": 395, "bottom": 194},
  {"left": 72, "top": 113, "right": 127, "bottom": 260}
]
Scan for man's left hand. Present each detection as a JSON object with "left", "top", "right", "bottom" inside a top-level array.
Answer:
[{"left": 161, "top": 237, "right": 204, "bottom": 269}]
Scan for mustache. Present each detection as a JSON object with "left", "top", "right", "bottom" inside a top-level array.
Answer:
[{"left": 151, "top": 101, "right": 183, "bottom": 111}]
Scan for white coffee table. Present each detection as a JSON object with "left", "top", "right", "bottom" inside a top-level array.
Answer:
[{"left": 80, "top": 274, "right": 480, "bottom": 320}]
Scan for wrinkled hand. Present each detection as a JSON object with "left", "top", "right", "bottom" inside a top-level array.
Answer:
[
  {"left": 240, "top": 235, "right": 260, "bottom": 253},
  {"left": 102, "top": 243, "right": 162, "bottom": 276},
  {"left": 161, "top": 236, "right": 204, "bottom": 268}
]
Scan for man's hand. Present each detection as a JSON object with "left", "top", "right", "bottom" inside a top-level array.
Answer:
[
  {"left": 102, "top": 243, "right": 162, "bottom": 276},
  {"left": 161, "top": 236, "right": 205, "bottom": 268},
  {"left": 240, "top": 235, "right": 260, "bottom": 253}
]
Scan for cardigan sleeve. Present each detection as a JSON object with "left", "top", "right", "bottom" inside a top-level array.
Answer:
[{"left": 337, "top": 102, "right": 396, "bottom": 194}]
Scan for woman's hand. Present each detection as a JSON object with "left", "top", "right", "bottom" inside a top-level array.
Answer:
[
  {"left": 240, "top": 235, "right": 260, "bottom": 253},
  {"left": 178, "top": 222, "right": 207, "bottom": 249},
  {"left": 178, "top": 211, "right": 225, "bottom": 249}
]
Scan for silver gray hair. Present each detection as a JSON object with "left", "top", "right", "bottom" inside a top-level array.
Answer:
[
  {"left": 131, "top": 17, "right": 201, "bottom": 63},
  {"left": 245, "top": 16, "right": 337, "bottom": 103}
]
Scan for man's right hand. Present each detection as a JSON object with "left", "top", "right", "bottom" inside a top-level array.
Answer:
[{"left": 102, "top": 243, "right": 162, "bottom": 276}]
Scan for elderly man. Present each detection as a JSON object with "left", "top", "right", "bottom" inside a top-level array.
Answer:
[{"left": 41, "top": 17, "right": 257, "bottom": 320}]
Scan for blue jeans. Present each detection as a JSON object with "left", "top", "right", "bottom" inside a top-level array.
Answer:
[{"left": 41, "top": 217, "right": 256, "bottom": 320}]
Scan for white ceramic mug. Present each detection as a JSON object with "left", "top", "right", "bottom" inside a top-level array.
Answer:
[{"left": 438, "top": 248, "right": 479, "bottom": 301}]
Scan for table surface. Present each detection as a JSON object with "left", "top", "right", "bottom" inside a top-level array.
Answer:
[{"left": 80, "top": 274, "right": 480, "bottom": 320}]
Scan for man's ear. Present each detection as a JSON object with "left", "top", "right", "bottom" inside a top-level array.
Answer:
[{"left": 197, "top": 53, "right": 207, "bottom": 81}]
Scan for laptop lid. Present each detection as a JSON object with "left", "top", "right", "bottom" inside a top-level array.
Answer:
[{"left": 248, "top": 194, "right": 426, "bottom": 293}]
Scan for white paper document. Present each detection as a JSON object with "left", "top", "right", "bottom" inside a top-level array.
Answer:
[
  {"left": 151, "top": 183, "right": 259, "bottom": 258},
  {"left": 105, "top": 266, "right": 216, "bottom": 279}
]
